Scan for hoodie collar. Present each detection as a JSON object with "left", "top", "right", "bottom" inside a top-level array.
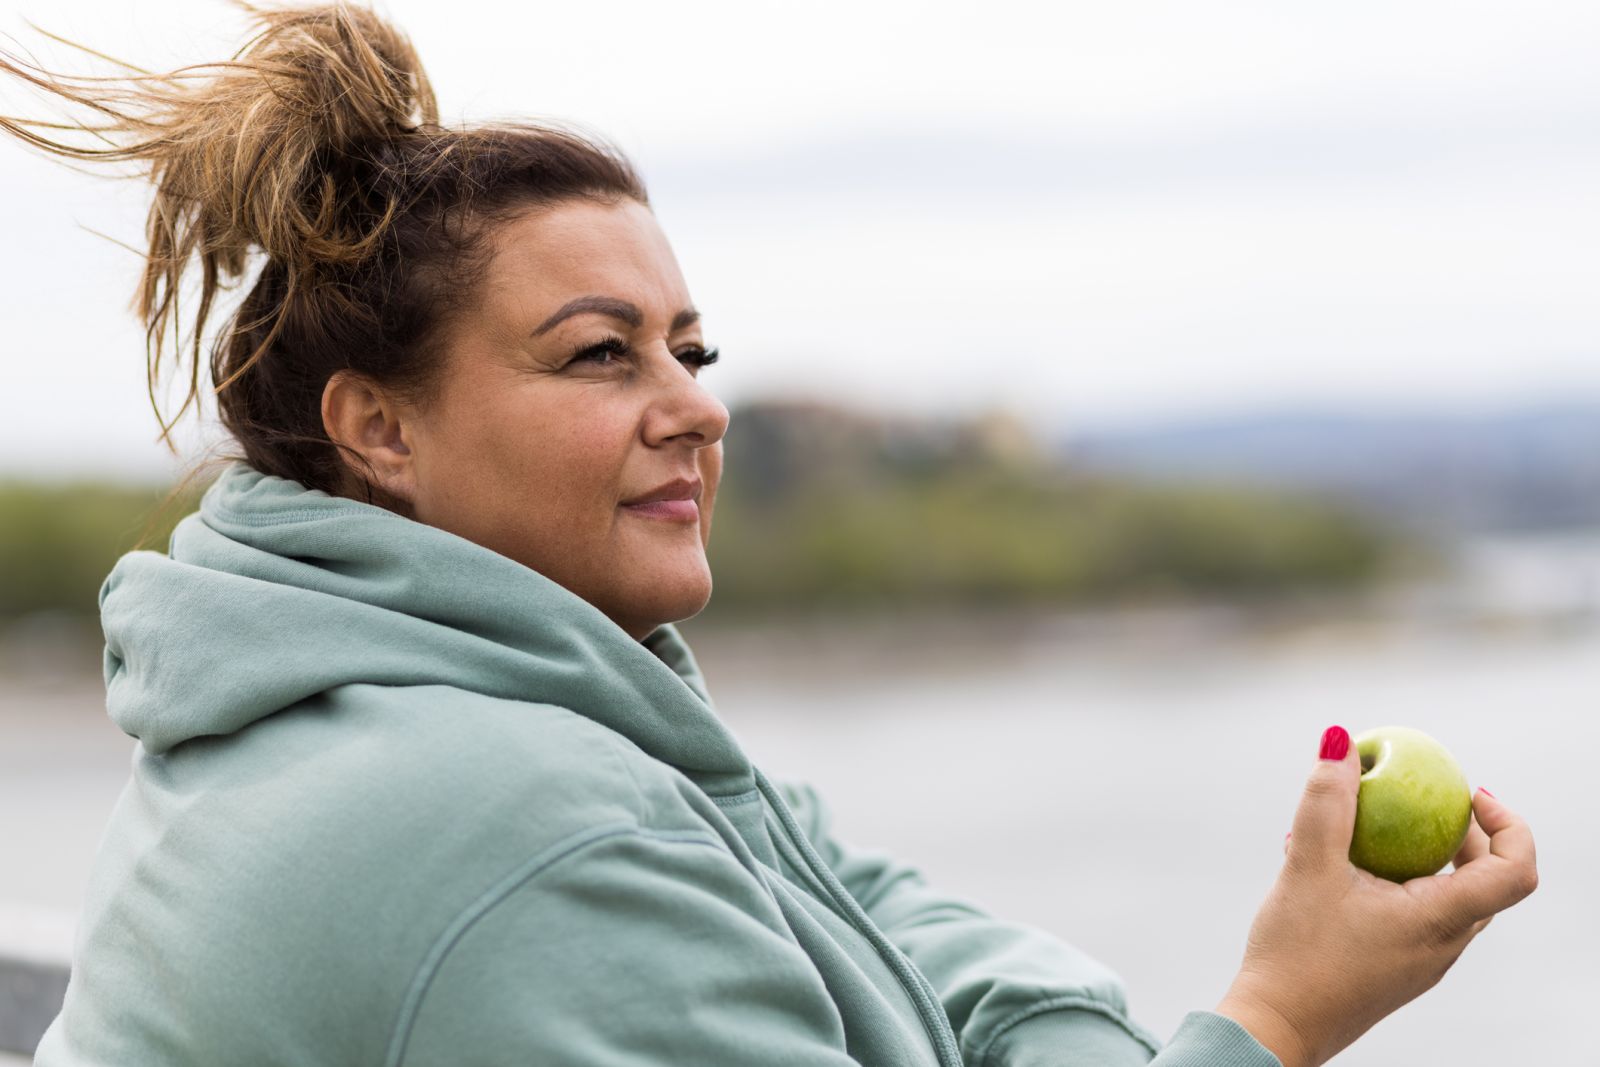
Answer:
[{"left": 99, "top": 461, "right": 753, "bottom": 797}]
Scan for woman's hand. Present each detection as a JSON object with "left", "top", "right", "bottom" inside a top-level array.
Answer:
[{"left": 1213, "top": 726, "right": 1538, "bottom": 1067}]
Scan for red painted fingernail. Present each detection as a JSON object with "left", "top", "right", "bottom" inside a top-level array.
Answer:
[
  {"left": 1478, "top": 786, "right": 1495, "bottom": 798},
  {"left": 1319, "top": 725, "right": 1350, "bottom": 761}
]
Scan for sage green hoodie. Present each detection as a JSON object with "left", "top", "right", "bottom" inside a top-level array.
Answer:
[{"left": 34, "top": 462, "right": 1278, "bottom": 1067}]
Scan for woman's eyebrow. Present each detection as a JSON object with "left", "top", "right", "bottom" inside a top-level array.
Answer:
[{"left": 530, "top": 295, "right": 700, "bottom": 336}]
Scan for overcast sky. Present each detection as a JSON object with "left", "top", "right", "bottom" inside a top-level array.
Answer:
[{"left": 2, "top": 0, "right": 1597, "bottom": 479}]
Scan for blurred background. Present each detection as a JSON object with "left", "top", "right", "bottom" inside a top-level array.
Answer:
[{"left": 2, "top": 0, "right": 1596, "bottom": 1062}]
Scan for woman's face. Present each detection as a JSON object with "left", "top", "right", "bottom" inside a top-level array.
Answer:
[{"left": 342, "top": 197, "right": 728, "bottom": 640}]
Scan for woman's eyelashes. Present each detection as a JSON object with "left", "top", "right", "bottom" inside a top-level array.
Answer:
[
  {"left": 568, "top": 335, "right": 720, "bottom": 372},
  {"left": 680, "top": 345, "right": 720, "bottom": 369}
]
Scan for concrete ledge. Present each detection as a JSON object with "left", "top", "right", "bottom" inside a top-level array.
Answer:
[{"left": 0, "top": 906, "right": 73, "bottom": 1056}]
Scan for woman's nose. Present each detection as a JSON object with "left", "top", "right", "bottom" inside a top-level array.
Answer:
[{"left": 642, "top": 351, "right": 729, "bottom": 448}]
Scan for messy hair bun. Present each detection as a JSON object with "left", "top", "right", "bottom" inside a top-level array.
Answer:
[{"left": 0, "top": 0, "right": 647, "bottom": 502}]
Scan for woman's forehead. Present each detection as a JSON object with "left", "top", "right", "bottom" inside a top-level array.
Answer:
[{"left": 483, "top": 200, "right": 690, "bottom": 317}]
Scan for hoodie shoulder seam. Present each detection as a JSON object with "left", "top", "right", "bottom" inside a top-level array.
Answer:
[{"left": 383, "top": 821, "right": 727, "bottom": 1067}]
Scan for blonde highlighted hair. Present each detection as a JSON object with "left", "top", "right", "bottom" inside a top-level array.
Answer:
[{"left": 1, "top": 1, "right": 647, "bottom": 501}]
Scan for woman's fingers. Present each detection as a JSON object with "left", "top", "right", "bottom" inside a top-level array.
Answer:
[
  {"left": 1451, "top": 810, "right": 1491, "bottom": 870},
  {"left": 1435, "top": 789, "right": 1539, "bottom": 926},
  {"left": 1285, "top": 725, "right": 1361, "bottom": 874}
]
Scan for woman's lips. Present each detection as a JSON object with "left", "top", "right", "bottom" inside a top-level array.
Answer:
[{"left": 620, "top": 499, "right": 699, "bottom": 522}]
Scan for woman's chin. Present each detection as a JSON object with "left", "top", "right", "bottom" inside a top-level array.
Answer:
[
  {"left": 654, "top": 570, "right": 715, "bottom": 625},
  {"left": 605, "top": 560, "right": 713, "bottom": 637}
]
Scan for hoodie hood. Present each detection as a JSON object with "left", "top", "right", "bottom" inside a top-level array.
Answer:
[{"left": 98, "top": 461, "right": 754, "bottom": 797}]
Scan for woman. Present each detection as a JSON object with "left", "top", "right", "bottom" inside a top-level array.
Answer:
[{"left": 3, "top": 5, "right": 1536, "bottom": 1065}]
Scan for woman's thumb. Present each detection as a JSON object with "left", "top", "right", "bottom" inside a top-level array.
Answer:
[{"left": 1285, "top": 725, "right": 1361, "bottom": 872}]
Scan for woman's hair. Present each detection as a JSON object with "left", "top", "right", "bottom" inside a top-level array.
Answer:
[{"left": 0, "top": 0, "right": 648, "bottom": 506}]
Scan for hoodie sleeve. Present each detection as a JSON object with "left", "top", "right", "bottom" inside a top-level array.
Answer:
[
  {"left": 388, "top": 822, "right": 863, "bottom": 1067},
  {"left": 774, "top": 779, "right": 1282, "bottom": 1067}
]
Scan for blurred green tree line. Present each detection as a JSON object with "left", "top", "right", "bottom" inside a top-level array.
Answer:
[
  {"left": 0, "top": 401, "right": 1418, "bottom": 623},
  {"left": 0, "top": 478, "right": 202, "bottom": 619},
  {"left": 707, "top": 402, "right": 1412, "bottom": 615}
]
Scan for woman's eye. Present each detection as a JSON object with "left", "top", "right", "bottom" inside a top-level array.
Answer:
[
  {"left": 570, "top": 337, "right": 631, "bottom": 366},
  {"left": 567, "top": 338, "right": 719, "bottom": 371},
  {"left": 678, "top": 346, "right": 720, "bottom": 369}
]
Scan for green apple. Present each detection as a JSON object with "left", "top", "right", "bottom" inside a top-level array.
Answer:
[{"left": 1349, "top": 726, "right": 1473, "bottom": 882}]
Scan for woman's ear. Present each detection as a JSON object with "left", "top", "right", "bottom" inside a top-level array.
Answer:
[{"left": 321, "top": 370, "right": 418, "bottom": 511}]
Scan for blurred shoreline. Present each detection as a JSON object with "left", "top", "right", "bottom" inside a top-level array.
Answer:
[{"left": 6, "top": 528, "right": 1600, "bottom": 693}]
